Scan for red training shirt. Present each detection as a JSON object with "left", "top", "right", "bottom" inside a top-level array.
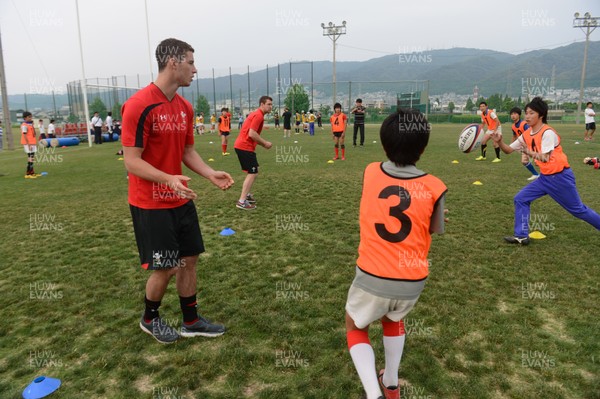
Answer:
[
  {"left": 234, "top": 109, "right": 265, "bottom": 152},
  {"left": 121, "top": 83, "right": 194, "bottom": 209}
]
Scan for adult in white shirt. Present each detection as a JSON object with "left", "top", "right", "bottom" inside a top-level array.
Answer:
[
  {"left": 584, "top": 102, "right": 596, "bottom": 141},
  {"left": 48, "top": 119, "right": 56, "bottom": 138},
  {"left": 38, "top": 119, "right": 46, "bottom": 139},
  {"left": 91, "top": 111, "right": 103, "bottom": 144},
  {"left": 105, "top": 112, "right": 114, "bottom": 142}
]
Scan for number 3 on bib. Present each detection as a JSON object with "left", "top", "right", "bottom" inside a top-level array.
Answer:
[{"left": 375, "top": 185, "right": 412, "bottom": 243}]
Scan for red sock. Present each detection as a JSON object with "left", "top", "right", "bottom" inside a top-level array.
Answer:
[
  {"left": 335, "top": 147, "right": 339, "bottom": 158},
  {"left": 222, "top": 144, "right": 227, "bottom": 153},
  {"left": 382, "top": 319, "right": 405, "bottom": 336},
  {"left": 347, "top": 329, "right": 370, "bottom": 349}
]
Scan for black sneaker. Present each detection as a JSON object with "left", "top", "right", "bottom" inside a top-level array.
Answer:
[
  {"left": 139, "top": 316, "right": 180, "bottom": 344},
  {"left": 246, "top": 193, "right": 256, "bottom": 204},
  {"left": 180, "top": 315, "right": 226, "bottom": 337},
  {"left": 504, "top": 236, "right": 530, "bottom": 245}
]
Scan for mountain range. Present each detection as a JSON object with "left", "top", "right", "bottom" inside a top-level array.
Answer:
[{"left": 3, "top": 40, "right": 600, "bottom": 111}]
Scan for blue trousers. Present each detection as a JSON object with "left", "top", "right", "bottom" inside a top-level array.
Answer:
[
  {"left": 514, "top": 168, "right": 600, "bottom": 237},
  {"left": 309, "top": 122, "right": 315, "bottom": 136}
]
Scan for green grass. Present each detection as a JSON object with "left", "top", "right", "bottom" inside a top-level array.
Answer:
[{"left": 0, "top": 123, "right": 599, "bottom": 398}]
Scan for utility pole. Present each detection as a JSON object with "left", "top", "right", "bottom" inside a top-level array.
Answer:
[
  {"left": 321, "top": 21, "right": 347, "bottom": 104},
  {"left": 573, "top": 12, "right": 598, "bottom": 124},
  {"left": 0, "top": 26, "right": 14, "bottom": 149}
]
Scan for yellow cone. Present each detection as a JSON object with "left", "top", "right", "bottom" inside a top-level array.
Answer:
[
  {"left": 529, "top": 231, "right": 546, "bottom": 239},
  {"left": 452, "top": 160, "right": 459, "bottom": 164},
  {"left": 208, "top": 158, "right": 215, "bottom": 162},
  {"left": 327, "top": 160, "right": 334, "bottom": 164},
  {"left": 472, "top": 181, "right": 483, "bottom": 185},
  {"left": 117, "top": 157, "right": 124, "bottom": 161}
]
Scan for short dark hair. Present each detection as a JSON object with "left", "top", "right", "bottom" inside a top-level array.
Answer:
[
  {"left": 525, "top": 97, "right": 548, "bottom": 124},
  {"left": 356, "top": 98, "right": 362, "bottom": 103},
  {"left": 509, "top": 107, "right": 522, "bottom": 116},
  {"left": 380, "top": 109, "right": 430, "bottom": 166},
  {"left": 587, "top": 101, "right": 593, "bottom": 106},
  {"left": 259, "top": 96, "right": 272, "bottom": 105},
  {"left": 107, "top": 112, "right": 112, "bottom": 116},
  {"left": 334, "top": 103, "right": 342, "bottom": 110},
  {"left": 23, "top": 111, "right": 32, "bottom": 119},
  {"left": 221, "top": 107, "right": 227, "bottom": 112},
  {"left": 479, "top": 101, "right": 487, "bottom": 106},
  {"left": 155, "top": 38, "right": 194, "bottom": 72},
  {"left": 50, "top": 119, "right": 55, "bottom": 123}
]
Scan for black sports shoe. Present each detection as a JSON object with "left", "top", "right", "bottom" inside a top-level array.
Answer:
[
  {"left": 504, "top": 236, "right": 530, "bottom": 245},
  {"left": 246, "top": 193, "right": 256, "bottom": 204},
  {"left": 139, "top": 316, "right": 180, "bottom": 344},
  {"left": 180, "top": 315, "right": 226, "bottom": 337}
]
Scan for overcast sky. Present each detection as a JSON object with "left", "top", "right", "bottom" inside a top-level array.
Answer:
[{"left": 1, "top": 0, "right": 598, "bottom": 94}]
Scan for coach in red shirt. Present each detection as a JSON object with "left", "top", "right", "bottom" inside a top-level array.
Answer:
[
  {"left": 122, "top": 38, "right": 234, "bottom": 344},
  {"left": 233, "top": 96, "right": 273, "bottom": 210}
]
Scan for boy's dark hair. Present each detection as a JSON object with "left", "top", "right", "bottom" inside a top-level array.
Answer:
[
  {"left": 259, "top": 96, "right": 272, "bottom": 105},
  {"left": 587, "top": 101, "right": 593, "bottom": 106},
  {"left": 155, "top": 38, "right": 194, "bottom": 72},
  {"left": 509, "top": 107, "right": 522, "bottom": 116},
  {"left": 107, "top": 112, "right": 112, "bottom": 116},
  {"left": 356, "top": 98, "right": 362, "bottom": 103},
  {"left": 525, "top": 97, "right": 548, "bottom": 124},
  {"left": 334, "top": 102, "right": 342, "bottom": 109},
  {"left": 23, "top": 111, "right": 32, "bottom": 118},
  {"left": 50, "top": 119, "right": 55, "bottom": 123},
  {"left": 221, "top": 107, "right": 227, "bottom": 112},
  {"left": 380, "top": 109, "right": 430, "bottom": 166},
  {"left": 479, "top": 101, "right": 487, "bottom": 106}
]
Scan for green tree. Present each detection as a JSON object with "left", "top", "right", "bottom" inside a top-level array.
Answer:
[
  {"left": 318, "top": 104, "right": 331, "bottom": 117},
  {"left": 67, "top": 114, "right": 78, "bottom": 123},
  {"left": 111, "top": 102, "right": 122, "bottom": 121},
  {"left": 465, "top": 98, "right": 475, "bottom": 112},
  {"left": 195, "top": 94, "right": 210, "bottom": 116},
  {"left": 503, "top": 97, "right": 515, "bottom": 113},
  {"left": 448, "top": 101, "right": 455, "bottom": 114},
  {"left": 89, "top": 97, "right": 108, "bottom": 119},
  {"left": 284, "top": 84, "right": 309, "bottom": 114}
]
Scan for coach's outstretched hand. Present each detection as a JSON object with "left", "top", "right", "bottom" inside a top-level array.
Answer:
[
  {"left": 167, "top": 175, "right": 198, "bottom": 200},
  {"left": 208, "top": 171, "right": 234, "bottom": 190}
]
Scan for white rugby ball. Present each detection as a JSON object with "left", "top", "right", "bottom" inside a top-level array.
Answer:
[{"left": 458, "top": 124, "right": 482, "bottom": 153}]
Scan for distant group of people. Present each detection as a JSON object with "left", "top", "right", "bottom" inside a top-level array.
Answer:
[{"left": 90, "top": 111, "right": 117, "bottom": 144}]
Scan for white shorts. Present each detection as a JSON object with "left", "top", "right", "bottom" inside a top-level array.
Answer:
[
  {"left": 485, "top": 125, "right": 502, "bottom": 136},
  {"left": 345, "top": 285, "right": 419, "bottom": 329},
  {"left": 23, "top": 145, "right": 37, "bottom": 153}
]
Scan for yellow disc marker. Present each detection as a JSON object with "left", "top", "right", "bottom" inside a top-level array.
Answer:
[
  {"left": 472, "top": 181, "right": 483, "bottom": 185},
  {"left": 452, "top": 160, "right": 459, "bottom": 164},
  {"left": 529, "top": 231, "right": 547, "bottom": 239}
]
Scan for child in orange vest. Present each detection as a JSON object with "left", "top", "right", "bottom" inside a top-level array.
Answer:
[{"left": 345, "top": 109, "right": 447, "bottom": 399}]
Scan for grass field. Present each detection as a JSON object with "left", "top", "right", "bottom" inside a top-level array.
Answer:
[{"left": 0, "top": 122, "right": 598, "bottom": 399}]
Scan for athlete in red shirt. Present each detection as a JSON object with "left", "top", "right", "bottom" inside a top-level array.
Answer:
[
  {"left": 122, "top": 38, "right": 234, "bottom": 344},
  {"left": 233, "top": 96, "right": 273, "bottom": 210}
]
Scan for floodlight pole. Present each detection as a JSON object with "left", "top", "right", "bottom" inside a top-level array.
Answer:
[
  {"left": 0, "top": 26, "right": 14, "bottom": 150},
  {"left": 321, "top": 21, "right": 346, "bottom": 104},
  {"left": 573, "top": 12, "right": 598, "bottom": 124},
  {"left": 75, "top": 0, "right": 92, "bottom": 147}
]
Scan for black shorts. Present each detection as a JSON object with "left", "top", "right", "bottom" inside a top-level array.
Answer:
[
  {"left": 295, "top": 121, "right": 301, "bottom": 126},
  {"left": 333, "top": 132, "right": 343, "bottom": 138},
  {"left": 235, "top": 148, "right": 259, "bottom": 174},
  {"left": 284, "top": 122, "right": 291, "bottom": 129},
  {"left": 220, "top": 131, "right": 230, "bottom": 136},
  {"left": 130, "top": 201, "right": 204, "bottom": 270},
  {"left": 586, "top": 122, "right": 596, "bottom": 131}
]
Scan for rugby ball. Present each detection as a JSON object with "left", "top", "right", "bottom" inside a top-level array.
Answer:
[{"left": 458, "top": 124, "right": 482, "bottom": 153}]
